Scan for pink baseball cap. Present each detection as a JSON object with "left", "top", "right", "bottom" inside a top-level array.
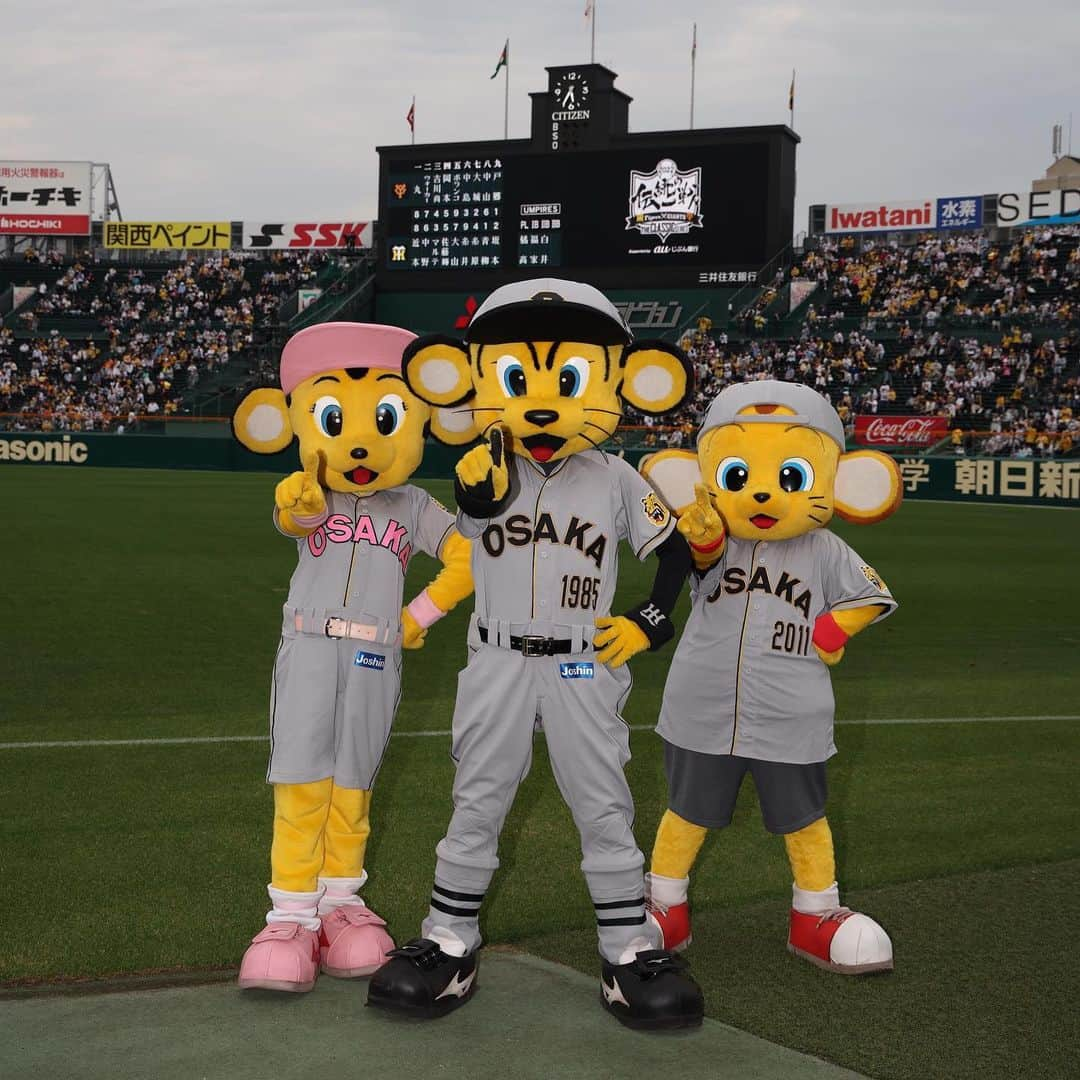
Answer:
[{"left": 279, "top": 322, "right": 417, "bottom": 394}]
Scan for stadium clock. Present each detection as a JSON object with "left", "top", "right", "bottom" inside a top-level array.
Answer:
[{"left": 550, "top": 71, "right": 591, "bottom": 151}]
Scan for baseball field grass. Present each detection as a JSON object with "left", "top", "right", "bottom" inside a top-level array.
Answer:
[{"left": 2, "top": 465, "right": 1078, "bottom": 1079}]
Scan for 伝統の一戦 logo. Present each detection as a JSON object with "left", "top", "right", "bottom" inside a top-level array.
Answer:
[{"left": 626, "top": 158, "right": 703, "bottom": 243}]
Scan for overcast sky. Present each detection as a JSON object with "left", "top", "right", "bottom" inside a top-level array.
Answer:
[{"left": 3, "top": 0, "right": 1077, "bottom": 234}]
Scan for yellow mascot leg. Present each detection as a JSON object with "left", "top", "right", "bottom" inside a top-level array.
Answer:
[
  {"left": 319, "top": 784, "right": 373, "bottom": 912},
  {"left": 783, "top": 816, "right": 835, "bottom": 893},
  {"left": 270, "top": 778, "right": 334, "bottom": 894},
  {"left": 651, "top": 810, "right": 708, "bottom": 880},
  {"left": 647, "top": 811, "right": 708, "bottom": 950}
]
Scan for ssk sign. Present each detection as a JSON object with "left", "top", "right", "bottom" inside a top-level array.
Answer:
[
  {"left": 243, "top": 222, "right": 373, "bottom": 249},
  {"left": 854, "top": 415, "right": 949, "bottom": 447}
]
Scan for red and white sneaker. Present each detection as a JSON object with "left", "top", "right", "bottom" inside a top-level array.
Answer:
[
  {"left": 319, "top": 904, "right": 395, "bottom": 978},
  {"left": 238, "top": 922, "right": 321, "bottom": 992},
  {"left": 648, "top": 901, "right": 692, "bottom": 952},
  {"left": 645, "top": 872, "right": 693, "bottom": 952},
  {"left": 787, "top": 906, "right": 893, "bottom": 975}
]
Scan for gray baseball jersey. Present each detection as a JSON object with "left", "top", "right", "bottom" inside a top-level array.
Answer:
[
  {"left": 266, "top": 483, "right": 454, "bottom": 789},
  {"left": 657, "top": 529, "right": 897, "bottom": 764},
  {"left": 275, "top": 484, "right": 454, "bottom": 623},
  {"left": 422, "top": 450, "right": 675, "bottom": 963},
  {"left": 455, "top": 450, "right": 675, "bottom": 631}
]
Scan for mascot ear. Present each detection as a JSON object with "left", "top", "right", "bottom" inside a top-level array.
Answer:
[
  {"left": 402, "top": 335, "right": 474, "bottom": 407},
  {"left": 427, "top": 403, "right": 480, "bottom": 446},
  {"left": 834, "top": 450, "right": 903, "bottom": 524},
  {"left": 232, "top": 388, "right": 293, "bottom": 454},
  {"left": 638, "top": 449, "right": 701, "bottom": 516},
  {"left": 620, "top": 340, "right": 692, "bottom": 416}
]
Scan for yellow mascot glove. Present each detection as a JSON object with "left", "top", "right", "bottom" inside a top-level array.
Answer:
[
  {"left": 812, "top": 605, "right": 887, "bottom": 666},
  {"left": 455, "top": 427, "right": 511, "bottom": 516},
  {"left": 400, "top": 607, "right": 428, "bottom": 650},
  {"left": 593, "top": 616, "right": 651, "bottom": 669},
  {"left": 677, "top": 484, "right": 726, "bottom": 571},
  {"left": 275, "top": 450, "right": 327, "bottom": 536}
]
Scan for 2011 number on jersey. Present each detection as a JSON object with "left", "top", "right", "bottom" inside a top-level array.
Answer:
[
  {"left": 561, "top": 574, "right": 601, "bottom": 610},
  {"left": 771, "top": 620, "right": 810, "bottom": 656}
]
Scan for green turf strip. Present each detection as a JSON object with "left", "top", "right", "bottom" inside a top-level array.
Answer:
[{"left": 0, "top": 952, "right": 865, "bottom": 1080}]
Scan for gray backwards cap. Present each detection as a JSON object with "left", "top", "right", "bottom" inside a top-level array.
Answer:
[
  {"left": 465, "top": 277, "right": 633, "bottom": 346},
  {"left": 699, "top": 380, "right": 846, "bottom": 450}
]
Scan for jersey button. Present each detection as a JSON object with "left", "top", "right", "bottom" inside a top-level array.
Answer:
[
  {"left": 753, "top": 604, "right": 761, "bottom": 612},
  {"left": 539, "top": 599, "right": 548, "bottom": 607},
  {"left": 541, "top": 551, "right": 549, "bottom": 559}
]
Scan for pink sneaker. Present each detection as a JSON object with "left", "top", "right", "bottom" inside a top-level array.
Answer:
[
  {"left": 238, "top": 922, "right": 320, "bottom": 992},
  {"left": 319, "top": 904, "right": 395, "bottom": 978}
]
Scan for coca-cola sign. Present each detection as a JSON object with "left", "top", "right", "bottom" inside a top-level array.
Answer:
[{"left": 854, "top": 415, "right": 949, "bottom": 447}]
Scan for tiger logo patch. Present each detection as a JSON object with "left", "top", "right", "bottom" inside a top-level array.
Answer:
[
  {"left": 861, "top": 564, "right": 889, "bottom": 593},
  {"left": 641, "top": 491, "right": 671, "bottom": 527}
]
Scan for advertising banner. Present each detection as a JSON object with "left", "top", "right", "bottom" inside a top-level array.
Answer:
[
  {"left": 103, "top": 221, "right": 231, "bottom": 250},
  {"left": 895, "top": 456, "right": 1080, "bottom": 507},
  {"left": 993, "top": 189, "right": 1080, "bottom": 228},
  {"left": 242, "top": 222, "right": 373, "bottom": 249},
  {"left": 854, "top": 415, "right": 949, "bottom": 448},
  {"left": 0, "top": 160, "right": 92, "bottom": 235},
  {"left": 824, "top": 196, "right": 981, "bottom": 235}
]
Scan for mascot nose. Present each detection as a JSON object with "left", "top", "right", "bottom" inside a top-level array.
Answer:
[
  {"left": 350, "top": 447, "right": 369, "bottom": 460},
  {"left": 524, "top": 409, "right": 559, "bottom": 427},
  {"left": 753, "top": 492, "right": 771, "bottom": 504}
]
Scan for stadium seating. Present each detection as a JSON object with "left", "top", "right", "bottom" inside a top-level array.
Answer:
[{"left": 2, "top": 227, "right": 1076, "bottom": 454}]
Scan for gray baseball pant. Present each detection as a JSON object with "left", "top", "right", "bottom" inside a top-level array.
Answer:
[{"left": 421, "top": 642, "right": 661, "bottom": 963}]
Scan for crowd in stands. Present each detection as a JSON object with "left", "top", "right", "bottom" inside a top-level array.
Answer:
[
  {"left": 629, "top": 319, "right": 881, "bottom": 445},
  {"left": 1, "top": 250, "right": 336, "bottom": 431},
  {"left": 3, "top": 225, "right": 1078, "bottom": 455}
]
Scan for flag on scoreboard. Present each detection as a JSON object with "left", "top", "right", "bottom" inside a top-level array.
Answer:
[
  {"left": 490, "top": 40, "right": 508, "bottom": 79},
  {"left": 406, "top": 97, "right": 415, "bottom": 132},
  {"left": 788, "top": 70, "right": 795, "bottom": 112}
]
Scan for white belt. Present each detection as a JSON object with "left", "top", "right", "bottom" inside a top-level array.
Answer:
[{"left": 293, "top": 612, "right": 395, "bottom": 644}]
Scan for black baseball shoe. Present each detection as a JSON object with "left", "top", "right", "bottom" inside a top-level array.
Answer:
[
  {"left": 600, "top": 949, "right": 704, "bottom": 1030},
  {"left": 366, "top": 938, "right": 478, "bottom": 1018}
]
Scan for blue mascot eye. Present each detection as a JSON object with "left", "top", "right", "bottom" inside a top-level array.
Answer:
[
  {"left": 496, "top": 355, "right": 527, "bottom": 398},
  {"left": 716, "top": 456, "right": 750, "bottom": 491},
  {"left": 558, "top": 356, "right": 590, "bottom": 398},
  {"left": 313, "top": 395, "right": 343, "bottom": 437},
  {"left": 375, "top": 393, "right": 406, "bottom": 436},
  {"left": 778, "top": 457, "right": 815, "bottom": 493}
]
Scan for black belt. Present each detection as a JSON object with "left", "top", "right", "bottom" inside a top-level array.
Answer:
[{"left": 477, "top": 626, "right": 574, "bottom": 657}]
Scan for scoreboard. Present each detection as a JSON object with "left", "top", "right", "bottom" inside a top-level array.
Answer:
[{"left": 376, "top": 64, "right": 797, "bottom": 292}]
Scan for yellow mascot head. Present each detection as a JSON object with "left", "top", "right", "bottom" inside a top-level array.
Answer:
[
  {"left": 230, "top": 321, "right": 476, "bottom": 492},
  {"left": 399, "top": 278, "right": 692, "bottom": 461},
  {"left": 643, "top": 380, "right": 903, "bottom": 539}
]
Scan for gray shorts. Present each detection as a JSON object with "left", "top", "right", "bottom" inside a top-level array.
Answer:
[
  {"left": 663, "top": 740, "right": 827, "bottom": 835},
  {"left": 267, "top": 622, "right": 402, "bottom": 790}
]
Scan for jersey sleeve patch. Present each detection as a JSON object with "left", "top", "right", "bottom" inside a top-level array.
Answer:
[
  {"left": 860, "top": 564, "right": 890, "bottom": 594},
  {"left": 641, "top": 491, "right": 671, "bottom": 528}
]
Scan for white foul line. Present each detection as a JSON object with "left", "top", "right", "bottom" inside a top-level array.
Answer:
[{"left": 0, "top": 714, "right": 1077, "bottom": 750}]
